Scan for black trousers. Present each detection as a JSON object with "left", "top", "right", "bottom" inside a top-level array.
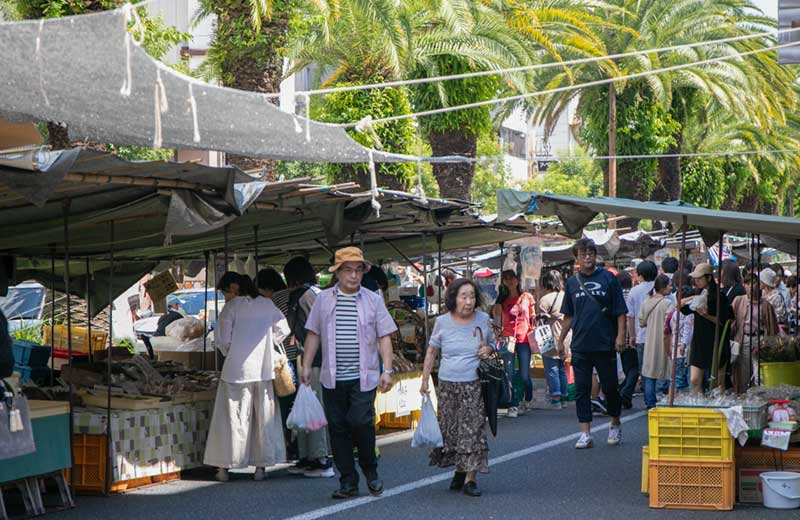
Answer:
[
  {"left": 618, "top": 347, "right": 639, "bottom": 401},
  {"left": 572, "top": 351, "right": 622, "bottom": 424},
  {"left": 322, "top": 380, "right": 378, "bottom": 486}
]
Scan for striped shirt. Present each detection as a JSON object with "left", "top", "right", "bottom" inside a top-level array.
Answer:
[{"left": 335, "top": 292, "right": 360, "bottom": 381}]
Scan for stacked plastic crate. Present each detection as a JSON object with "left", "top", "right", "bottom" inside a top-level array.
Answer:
[
  {"left": 12, "top": 339, "right": 51, "bottom": 384},
  {"left": 646, "top": 407, "right": 735, "bottom": 510}
]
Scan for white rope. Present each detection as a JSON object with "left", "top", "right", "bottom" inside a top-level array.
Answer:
[
  {"left": 355, "top": 116, "right": 383, "bottom": 150},
  {"left": 341, "top": 40, "right": 800, "bottom": 128},
  {"left": 368, "top": 150, "right": 381, "bottom": 217},
  {"left": 263, "top": 27, "right": 800, "bottom": 99},
  {"left": 35, "top": 19, "right": 50, "bottom": 107},
  {"left": 188, "top": 83, "right": 201, "bottom": 143},
  {"left": 303, "top": 93, "right": 311, "bottom": 142},
  {"left": 120, "top": 3, "right": 144, "bottom": 97},
  {"left": 153, "top": 70, "right": 168, "bottom": 148},
  {"left": 416, "top": 159, "right": 428, "bottom": 203}
]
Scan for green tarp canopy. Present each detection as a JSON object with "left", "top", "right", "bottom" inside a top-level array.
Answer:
[{"left": 497, "top": 190, "right": 800, "bottom": 252}]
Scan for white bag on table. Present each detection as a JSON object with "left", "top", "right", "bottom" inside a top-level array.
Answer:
[
  {"left": 287, "top": 384, "right": 328, "bottom": 432},
  {"left": 412, "top": 395, "right": 443, "bottom": 448}
]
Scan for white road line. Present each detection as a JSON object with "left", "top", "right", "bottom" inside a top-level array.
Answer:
[{"left": 284, "top": 410, "right": 649, "bottom": 520}]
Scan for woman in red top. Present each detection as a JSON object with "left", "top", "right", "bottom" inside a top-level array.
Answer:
[{"left": 493, "top": 270, "right": 536, "bottom": 417}]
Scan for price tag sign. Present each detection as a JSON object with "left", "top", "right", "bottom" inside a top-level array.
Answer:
[{"left": 395, "top": 380, "right": 410, "bottom": 417}]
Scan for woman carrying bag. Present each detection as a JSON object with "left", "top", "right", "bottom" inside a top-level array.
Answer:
[
  {"left": 639, "top": 275, "right": 674, "bottom": 409},
  {"left": 534, "top": 270, "right": 570, "bottom": 409},
  {"left": 204, "top": 272, "right": 291, "bottom": 482},
  {"left": 421, "top": 278, "right": 495, "bottom": 497}
]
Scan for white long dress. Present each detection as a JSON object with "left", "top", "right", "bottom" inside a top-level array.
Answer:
[{"left": 204, "top": 296, "right": 291, "bottom": 469}]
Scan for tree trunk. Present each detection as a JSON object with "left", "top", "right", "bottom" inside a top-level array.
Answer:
[
  {"left": 608, "top": 82, "right": 617, "bottom": 199},
  {"left": 428, "top": 130, "right": 478, "bottom": 200},
  {"left": 217, "top": 6, "right": 292, "bottom": 180},
  {"left": 653, "top": 131, "right": 684, "bottom": 202}
]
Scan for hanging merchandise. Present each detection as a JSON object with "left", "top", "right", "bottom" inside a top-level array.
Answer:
[
  {"left": 244, "top": 254, "right": 257, "bottom": 280},
  {"left": 229, "top": 254, "right": 246, "bottom": 275},
  {"left": 517, "top": 237, "right": 544, "bottom": 290}
]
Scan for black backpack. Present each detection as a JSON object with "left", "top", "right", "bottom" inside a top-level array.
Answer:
[{"left": 286, "top": 285, "right": 311, "bottom": 349}]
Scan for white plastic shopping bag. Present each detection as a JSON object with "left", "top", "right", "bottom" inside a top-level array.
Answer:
[
  {"left": 287, "top": 384, "right": 328, "bottom": 432},
  {"left": 411, "top": 395, "right": 443, "bottom": 448}
]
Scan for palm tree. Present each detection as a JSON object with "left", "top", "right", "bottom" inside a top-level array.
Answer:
[
  {"left": 531, "top": 0, "right": 797, "bottom": 202},
  {"left": 290, "top": 0, "right": 611, "bottom": 199},
  {"left": 196, "top": 0, "right": 333, "bottom": 175}
]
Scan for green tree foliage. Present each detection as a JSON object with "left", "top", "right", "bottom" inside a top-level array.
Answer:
[
  {"left": 521, "top": 150, "right": 603, "bottom": 198},
  {"left": 469, "top": 133, "right": 512, "bottom": 214},
  {"left": 314, "top": 82, "right": 415, "bottom": 189},
  {"left": 578, "top": 83, "right": 679, "bottom": 200}
]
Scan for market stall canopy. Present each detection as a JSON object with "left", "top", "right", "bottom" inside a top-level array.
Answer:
[
  {"left": 0, "top": 8, "right": 462, "bottom": 165},
  {"left": 497, "top": 190, "right": 800, "bottom": 247},
  {"left": 1, "top": 149, "right": 527, "bottom": 312}
]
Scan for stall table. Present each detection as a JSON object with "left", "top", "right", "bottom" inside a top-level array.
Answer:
[{"left": 71, "top": 398, "right": 213, "bottom": 491}]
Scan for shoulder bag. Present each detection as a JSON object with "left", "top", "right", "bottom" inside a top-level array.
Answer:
[
  {"left": 273, "top": 342, "right": 297, "bottom": 397},
  {"left": 529, "top": 293, "right": 558, "bottom": 355}
]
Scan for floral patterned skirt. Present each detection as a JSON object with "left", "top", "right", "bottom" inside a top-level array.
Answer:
[{"left": 429, "top": 380, "right": 489, "bottom": 473}]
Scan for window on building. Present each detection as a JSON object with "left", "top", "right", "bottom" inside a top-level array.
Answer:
[{"left": 500, "top": 127, "right": 527, "bottom": 159}]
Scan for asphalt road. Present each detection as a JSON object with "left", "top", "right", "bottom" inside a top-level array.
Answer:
[{"left": 39, "top": 400, "right": 798, "bottom": 520}]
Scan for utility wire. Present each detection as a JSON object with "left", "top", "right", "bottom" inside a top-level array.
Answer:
[
  {"left": 266, "top": 26, "right": 800, "bottom": 99},
  {"left": 338, "top": 40, "right": 800, "bottom": 128}
]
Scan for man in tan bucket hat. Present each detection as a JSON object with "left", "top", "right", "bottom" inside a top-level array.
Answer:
[{"left": 301, "top": 247, "right": 397, "bottom": 499}]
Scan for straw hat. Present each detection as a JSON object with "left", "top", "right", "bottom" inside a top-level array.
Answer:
[
  {"left": 329, "top": 247, "right": 371, "bottom": 273},
  {"left": 689, "top": 263, "right": 714, "bottom": 278}
]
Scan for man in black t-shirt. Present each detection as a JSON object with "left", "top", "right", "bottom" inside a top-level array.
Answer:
[{"left": 557, "top": 238, "right": 628, "bottom": 449}]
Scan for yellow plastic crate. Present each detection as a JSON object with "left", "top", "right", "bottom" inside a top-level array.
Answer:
[
  {"left": 648, "top": 459, "right": 734, "bottom": 511},
  {"left": 760, "top": 361, "right": 800, "bottom": 387},
  {"left": 642, "top": 446, "right": 649, "bottom": 494},
  {"left": 44, "top": 325, "right": 108, "bottom": 354},
  {"left": 648, "top": 408, "right": 733, "bottom": 462}
]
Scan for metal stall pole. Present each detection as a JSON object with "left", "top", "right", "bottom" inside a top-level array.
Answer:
[
  {"left": 757, "top": 234, "right": 762, "bottom": 386},
  {"left": 668, "top": 216, "right": 688, "bottom": 406},
  {"left": 86, "top": 258, "right": 92, "bottom": 362},
  {"left": 214, "top": 252, "right": 220, "bottom": 372},
  {"left": 203, "top": 251, "right": 209, "bottom": 371},
  {"left": 253, "top": 225, "right": 260, "bottom": 273},
  {"left": 789, "top": 239, "right": 800, "bottom": 336},
  {"left": 422, "top": 235, "right": 430, "bottom": 346},
  {"left": 223, "top": 225, "right": 230, "bottom": 271},
  {"left": 50, "top": 250, "right": 56, "bottom": 386},
  {"left": 62, "top": 199, "right": 75, "bottom": 493},
  {"left": 748, "top": 235, "right": 756, "bottom": 388},
  {"left": 709, "top": 230, "right": 725, "bottom": 390},
  {"left": 436, "top": 234, "right": 443, "bottom": 312},
  {"left": 104, "top": 221, "right": 115, "bottom": 496}
]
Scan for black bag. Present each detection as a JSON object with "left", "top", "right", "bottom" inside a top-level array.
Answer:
[
  {"left": 287, "top": 285, "right": 311, "bottom": 348},
  {"left": 474, "top": 325, "right": 510, "bottom": 437},
  {"left": 0, "top": 311, "right": 13, "bottom": 379}
]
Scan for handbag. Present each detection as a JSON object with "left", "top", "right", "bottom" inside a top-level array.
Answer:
[
  {"left": 273, "top": 343, "right": 296, "bottom": 398},
  {"left": 0, "top": 380, "right": 36, "bottom": 461},
  {"left": 529, "top": 294, "right": 558, "bottom": 355},
  {"left": 475, "top": 326, "right": 510, "bottom": 436}
]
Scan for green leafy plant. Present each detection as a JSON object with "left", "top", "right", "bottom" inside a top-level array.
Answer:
[
  {"left": 12, "top": 321, "right": 44, "bottom": 344},
  {"left": 114, "top": 337, "right": 137, "bottom": 355}
]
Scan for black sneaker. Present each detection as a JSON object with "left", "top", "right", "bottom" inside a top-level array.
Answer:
[
  {"left": 463, "top": 481, "right": 481, "bottom": 497},
  {"left": 288, "top": 459, "right": 312, "bottom": 475},
  {"left": 331, "top": 485, "right": 358, "bottom": 499},
  {"left": 304, "top": 458, "right": 335, "bottom": 478},
  {"left": 367, "top": 477, "right": 384, "bottom": 496},
  {"left": 591, "top": 399, "right": 608, "bottom": 415},
  {"left": 450, "top": 472, "right": 466, "bottom": 491},
  {"left": 621, "top": 396, "right": 633, "bottom": 409}
]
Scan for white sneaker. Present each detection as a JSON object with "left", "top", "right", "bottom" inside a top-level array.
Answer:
[
  {"left": 215, "top": 468, "right": 229, "bottom": 482},
  {"left": 575, "top": 433, "right": 593, "bottom": 449},
  {"left": 608, "top": 426, "right": 622, "bottom": 446},
  {"left": 254, "top": 467, "right": 265, "bottom": 481},
  {"left": 507, "top": 407, "right": 519, "bottom": 418}
]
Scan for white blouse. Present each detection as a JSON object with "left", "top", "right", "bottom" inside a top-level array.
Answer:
[{"left": 215, "top": 296, "right": 290, "bottom": 384}]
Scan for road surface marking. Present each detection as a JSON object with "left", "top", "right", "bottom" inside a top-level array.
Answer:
[{"left": 285, "top": 410, "right": 648, "bottom": 520}]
